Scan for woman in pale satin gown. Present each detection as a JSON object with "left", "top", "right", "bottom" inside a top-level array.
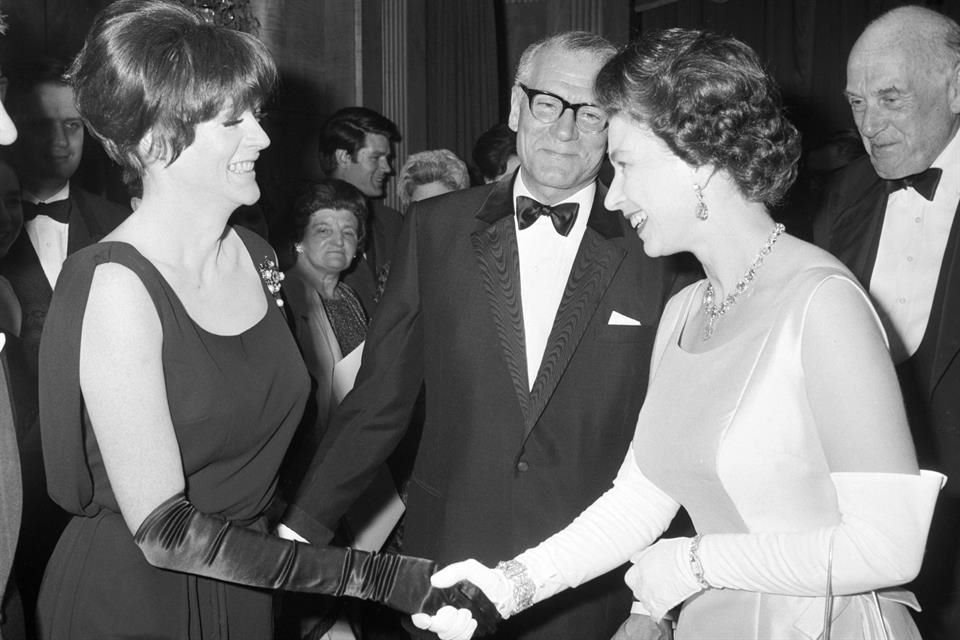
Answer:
[{"left": 414, "top": 28, "right": 945, "bottom": 640}]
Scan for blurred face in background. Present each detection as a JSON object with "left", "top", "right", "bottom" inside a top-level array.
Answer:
[
  {"left": 11, "top": 82, "right": 83, "bottom": 195},
  {"left": 410, "top": 180, "right": 454, "bottom": 204}
]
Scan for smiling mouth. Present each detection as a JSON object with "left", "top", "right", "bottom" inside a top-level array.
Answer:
[
  {"left": 625, "top": 210, "right": 648, "bottom": 232},
  {"left": 228, "top": 161, "right": 256, "bottom": 174}
]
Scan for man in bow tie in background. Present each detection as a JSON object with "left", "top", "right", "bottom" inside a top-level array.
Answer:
[
  {"left": 0, "top": 57, "right": 128, "bottom": 634},
  {"left": 813, "top": 6, "right": 960, "bottom": 639},
  {"left": 283, "top": 31, "right": 687, "bottom": 640}
]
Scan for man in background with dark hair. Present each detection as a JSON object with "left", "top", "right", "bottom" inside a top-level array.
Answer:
[
  {"left": 472, "top": 122, "right": 520, "bottom": 184},
  {"left": 0, "top": 57, "right": 128, "bottom": 635},
  {"left": 317, "top": 106, "right": 402, "bottom": 312}
]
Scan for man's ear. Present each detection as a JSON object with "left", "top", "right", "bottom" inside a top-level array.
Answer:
[
  {"left": 508, "top": 85, "right": 522, "bottom": 133},
  {"left": 334, "top": 148, "right": 353, "bottom": 168},
  {"left": 948, "top": 61, "right": 960, "bottom": 115}
]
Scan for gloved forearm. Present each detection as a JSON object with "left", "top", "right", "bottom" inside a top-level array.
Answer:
[
  {"left": 627, "top": 470, "right": 945, "bottom": 619},
  {"left": 698, "top": 471, "right": 945, "bottom": 595},
  {"left": 515, "top": 444, "right": 679, "bottom": 607},
  {"left": 134, "top": 491, "right": 500, "bottom": 633}
]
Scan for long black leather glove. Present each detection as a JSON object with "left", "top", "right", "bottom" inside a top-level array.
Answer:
[{"left": 134, "top": 493, "right": 501, "bottom": 635}]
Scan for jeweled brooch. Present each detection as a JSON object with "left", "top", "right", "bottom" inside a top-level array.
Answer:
[{"left": 258, "top": 258, "right": 285, "bottom": 308}]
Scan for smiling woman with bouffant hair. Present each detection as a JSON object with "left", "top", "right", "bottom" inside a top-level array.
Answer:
[{"left": 34, "top": 1, "right": 497, "bottom": 638}]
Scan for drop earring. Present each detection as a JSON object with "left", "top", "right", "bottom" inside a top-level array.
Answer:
[
  {"left": 694, "top": 183, "right": 709, "bottom": 220},
  {"left": 294, "top": 243, "right": 304, "bottom": 255}
]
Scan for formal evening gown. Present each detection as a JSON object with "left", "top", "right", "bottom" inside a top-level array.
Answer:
[
  {"left": 36, "top": 227, "right": 309, "bottom": 639},
  {"left": 633, "top": 265, "right": 922, "bottom": 640}
]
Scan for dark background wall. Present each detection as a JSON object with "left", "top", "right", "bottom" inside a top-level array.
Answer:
[{"left": 2, "top": 0, "right": 958, "bottom": 221}]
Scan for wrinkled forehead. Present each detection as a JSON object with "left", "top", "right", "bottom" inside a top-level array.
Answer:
[{"left": 526, "top": 47, "right": 605, "bottom": 102}]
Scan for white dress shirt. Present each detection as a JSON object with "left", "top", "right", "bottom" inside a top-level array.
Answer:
[
  {"left": 871, "top": 133, "right": 960, "bottom": 364},
  {"left": 24, "top": 183, "right": 71, "bottom": 288},
  {"left": 514, "top": 171, "right": 594, "bottom": 389}
]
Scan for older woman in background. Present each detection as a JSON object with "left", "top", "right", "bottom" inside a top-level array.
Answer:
[
  {"left": 419, "top": 28, "right": 943, "bottom": 640},
  {"left": 397, "top": 149, "right": 470, "bottom": 212},
  {"left": 283, "top": 179, "right": 368, "bottom": 453},
  {"left": 34, "top": 1, "right": 495, "bottom": 638}
]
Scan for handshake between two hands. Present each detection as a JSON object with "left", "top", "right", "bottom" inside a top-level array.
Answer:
[{"left": 412, "top": 560, "right": 512, "bottom": 640}]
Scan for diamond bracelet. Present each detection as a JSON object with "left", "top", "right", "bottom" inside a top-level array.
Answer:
[{"left": 495, "top": 559, "right": 536, "bottom": 616}]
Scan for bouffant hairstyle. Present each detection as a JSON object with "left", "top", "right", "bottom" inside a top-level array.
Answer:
[
  {"left": 317, "top": 107, "right": 401, "bottom": 177},
  {"left": 397, "top": 149, "right": 470, "bottom": 208},
  {"left": 68, "top": 0, "right": 277, "bottom": 184},
  {"left": 595, "top": 28, "right": 801, "bottom": 205},
  {"left": 289, "top": 179, "right": 368, "bottom": 250}
]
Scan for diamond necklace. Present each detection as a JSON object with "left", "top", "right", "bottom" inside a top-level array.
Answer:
[{"left": 701, "top": 222, "right": 785, "bottom": 341}]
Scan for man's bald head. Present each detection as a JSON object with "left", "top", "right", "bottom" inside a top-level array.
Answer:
[{"left": 845, "top": 5, "right": 960, "bottom": 178}]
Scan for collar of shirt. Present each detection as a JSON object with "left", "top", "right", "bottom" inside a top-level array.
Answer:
[
  {"left": 928, "top": 129, "right": 960, "bottom": 209},
  {"left": 512, "top": 170, "right": 594, "bottom": 242},
  {"left": 23, "top": 182, "right": 70, "bottom": 206}
]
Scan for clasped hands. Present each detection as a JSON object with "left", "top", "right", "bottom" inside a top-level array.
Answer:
[{"left": 414, "top": 537, "right": 704, "bottom": 640}]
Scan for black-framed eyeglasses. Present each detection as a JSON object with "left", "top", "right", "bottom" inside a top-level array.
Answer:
[{"left": 517, "top": 83, "right": 608, "bottom": 134}]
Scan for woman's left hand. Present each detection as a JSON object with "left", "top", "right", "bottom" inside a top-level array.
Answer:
[
  {"left": 626, "top": 537, "right": 703, "bottom": 620},
  {"left": 411, "top": 606, "right": 478, "bottom": 640}
]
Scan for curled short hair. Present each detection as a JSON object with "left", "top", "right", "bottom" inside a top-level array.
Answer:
[
  {"left": 397, "top": 149, "right": 469, "bottom": 207},
  {"left": 596, "top": 28, "right": 801, "bottom": 205},
  {"left": 69, "top": 0, "right": 277, "bottom": 183},
  {"left": 289, "top": 179, "right": 368, "bottom": 249},
  {"left": 317, "top": 107, "right": 401, "bottom": 176},
  {"left": 472, "top": 123, "right": 517, "bottom": 183},
  {"left": 515, "top": 31, "right": 616, "bottom": 86}
]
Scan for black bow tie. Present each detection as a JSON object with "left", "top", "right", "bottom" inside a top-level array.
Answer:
[
  {"left": 23, "top": 199, "right": 71, "bottom": 224},
  {"left": 885, "top": 168, "right": 942, "bottom": 202},
  {"left": 516, "top": 195, "right": 579, "bottom": 236}
]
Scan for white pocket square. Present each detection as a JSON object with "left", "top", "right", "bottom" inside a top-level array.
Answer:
[{"left": 608, "top": 310, "right": 642, "bottom": 326}]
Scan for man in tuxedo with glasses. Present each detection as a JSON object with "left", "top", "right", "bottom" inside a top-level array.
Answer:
[{"left": 284, "top": 31, "right": 687, "bottom": 640}]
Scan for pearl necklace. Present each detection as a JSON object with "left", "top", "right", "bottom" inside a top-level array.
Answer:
[{"left": 701, "top": 223, "right": 785, "bottom": 341}]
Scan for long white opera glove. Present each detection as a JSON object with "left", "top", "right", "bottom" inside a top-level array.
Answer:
[
  {"left": 428, "top": 445, "right": 680, "bottom": 619},
  {"left": 627, "top": 471, "right": 945, "bottom": 619}
]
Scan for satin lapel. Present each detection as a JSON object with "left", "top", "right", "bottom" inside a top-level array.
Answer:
[
  {"left": 525, "top": 190, "right": 626, "bottom": 439},
  {"left": 927, "top": 203, "right": 960, "bottom": 395},
  {"left": 66, "top": 196, "right": 96, "bottom": 255},
  {"left": 829, "top": 182, "right": 887, "bottom": 288},
  {"left": 471, "top": 181, "right": 531, "bottom": 424},
  {"left": 1, "top": 233, "right": 52, "bottom": 301}
]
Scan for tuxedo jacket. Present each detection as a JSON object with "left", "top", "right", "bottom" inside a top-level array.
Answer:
[
  {"left": 0, "top": 187, "right": 130, "bottom": 381},
  {"left": 288, "top": 178, "right": 687, "bottom": 639},
  {"left": 813, "top": 155, "right": 960, "bottom": 485},
  {"left": 0, "top": 186, "right": 128, "bottom": 620}
]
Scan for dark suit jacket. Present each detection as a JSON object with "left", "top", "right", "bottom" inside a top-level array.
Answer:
[
  {"left": 814, "top": 155, "right": 960, "bottom": 639},
  {"left": 287, "top": 178, "right": 686, "bottom": 639},
  {"left": 341, "top": 200, "right": 403, "bottom": 314},
  {"left": 0, "top": 185, "right": 128, "bottom": 628},
  {"left": 0, "top": 187, "right": 130, "bottom": 380}
]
